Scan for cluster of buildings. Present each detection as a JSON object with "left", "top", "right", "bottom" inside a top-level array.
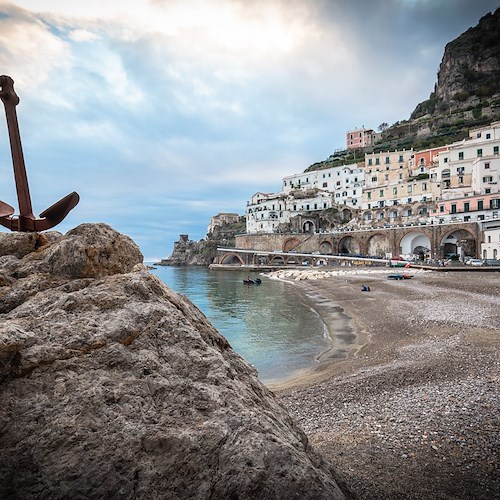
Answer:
[{"left": 244, "top": 122, "right": 500, "bottom": 256}]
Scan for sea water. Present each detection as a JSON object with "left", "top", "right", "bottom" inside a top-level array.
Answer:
[{"left": 150, "top": 266, "right": 329, "bottom": 383}]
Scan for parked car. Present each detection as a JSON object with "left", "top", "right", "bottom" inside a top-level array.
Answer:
[
  {"left": 466, "top": 258, "right": 484, "bottom": 267},
  {"left": 483, "top": 259, "right": 500, "bottom": 266}
]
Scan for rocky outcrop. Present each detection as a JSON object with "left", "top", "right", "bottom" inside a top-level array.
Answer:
[
  {"left": 159, "top": 219, "right": 245, "bottom": 266},
  {"left": 0, "top": 223, "right": 348, "bottom": 499},
  {"left": 159, "top": 234, "right": 218, "bottom": 266},
  {"left": 374, "top": 8, "right": 500, "bottom": 152}
]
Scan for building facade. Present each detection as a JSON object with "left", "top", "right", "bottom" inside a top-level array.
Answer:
[{"left": 346, "top": 127, "right": 379, "bottom": 150}]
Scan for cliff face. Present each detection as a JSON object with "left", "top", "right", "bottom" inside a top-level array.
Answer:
[
  {"left": 0, "top": 223, "right": 347, "bottom": 499},
  {"left": 376, "top": 8, "right": 500, "bottom": 152},
  {"left": 432, "top": 8, "right": 499, "bottom": 109}
]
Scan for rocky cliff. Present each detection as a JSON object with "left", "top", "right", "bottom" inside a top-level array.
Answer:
[
  {"left": 374, "top": 7, "right": 500, "bottom": 152},
  {"left": 0, "top": 223, "right": 348, "bottom": 499}
]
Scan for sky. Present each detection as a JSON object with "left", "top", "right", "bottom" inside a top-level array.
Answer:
[{"left": 0, "top": 0, "right": 498, "bottom": 260}]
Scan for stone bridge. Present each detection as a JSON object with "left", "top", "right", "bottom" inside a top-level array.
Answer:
[{"left": 216, "top": 221, "right": 482, "bottom": 265}]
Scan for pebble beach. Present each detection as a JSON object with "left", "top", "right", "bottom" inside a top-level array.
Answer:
[{"left": 267, "top": 268, "right": 500, "bottom": 500}]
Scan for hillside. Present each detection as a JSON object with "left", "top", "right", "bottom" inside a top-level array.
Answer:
[
  {"left": 306, "top": 7, "right": 500, "bottom": 172},
  {"left": 376, "top": 7, "right": 500, "bottom": 152}
]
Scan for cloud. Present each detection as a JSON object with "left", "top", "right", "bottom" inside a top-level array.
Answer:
[{"left": 0, "top": 0, "right": 498, "bottom": 260}]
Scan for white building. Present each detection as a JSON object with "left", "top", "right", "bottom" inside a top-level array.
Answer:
[
  {"left": 480, "top": 218, "right": 500, "bottom": 260},
  {"left": 245, "top": 190, "right": 334, "bottom": 234},
  {"left": 430, "top": 121, "right": 500, "bottom": 200},
  {"left": 282, "top": 163, "right": 364, "bottom": 208}
]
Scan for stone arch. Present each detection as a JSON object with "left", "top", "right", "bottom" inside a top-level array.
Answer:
[
  {"left": 220, "top": 253, "right": 245, "bottom": 265},
  {"left": 302, "top": 219, "right": 316, "bottom": 233},
  {"left": 341, "top": 208, "right": 352, "bottom": 221},
  {"left": 399, "top": 231, "right": 431, "bottom": 259},
  {"left": 440, "top": 228, "right": 477, "bottom": 258},
  {"left": 269, "top": 255, "right": 285, "bottom": 265},
  {"left": 283, "top": 237, "right": 301, "bottom": 252},
  {"left": 367, "top": 233, "right": 390, "bottom": 257},
  {"left": 338, "top": 235, "right": 361, "bottom": 255},
  {"left": 319, "top": 240, "right": 333, "bottom": 254}
]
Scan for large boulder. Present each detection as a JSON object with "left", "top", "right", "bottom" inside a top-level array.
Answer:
[{"left": 0, "top": 223, "right": 348, "bottom": 499}]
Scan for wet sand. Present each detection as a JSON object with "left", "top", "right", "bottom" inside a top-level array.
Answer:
[{"left": 267, "top": 268, "right": 500, "bottom": 500}]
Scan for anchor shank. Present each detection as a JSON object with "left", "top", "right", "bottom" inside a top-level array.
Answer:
[{"left": 1, "top": 89, "right": 34, "bottom": 220}]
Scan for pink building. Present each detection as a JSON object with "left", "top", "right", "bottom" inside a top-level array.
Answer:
[
  {"left": 432, "top": 193, "right": 500, "bottom": 221},
  {"left": 346, "top": 127, "right": 379, "bottom": 150}
]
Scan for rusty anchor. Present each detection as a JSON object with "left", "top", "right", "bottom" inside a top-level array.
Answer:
[{"left": 0, "top": 75, "right": 79, "bottom": 231}]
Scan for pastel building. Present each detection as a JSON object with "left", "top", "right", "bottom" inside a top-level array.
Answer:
[
  {"left": 207, "top": 212, "right": 240, "bottom": 235},
  {"left": 362, "top": 149, "right": 417, "bottom": 209},
  {"left": 346, "top": 127, "right": 379, "bottom": 150}
]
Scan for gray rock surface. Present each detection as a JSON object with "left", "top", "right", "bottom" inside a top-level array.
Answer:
[{"left": 0, "top": 223, "right": 347, "bottom": 499}]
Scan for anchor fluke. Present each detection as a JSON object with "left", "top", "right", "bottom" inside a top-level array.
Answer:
[
  {"left": 0, "top": 75, "right": 79, "bottom": 232},
  {"left": 0, "top": 200, "right": 15, "bottom": 218}
]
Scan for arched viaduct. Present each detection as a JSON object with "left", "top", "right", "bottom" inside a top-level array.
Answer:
[{"left": 225, "top": 222, "right": 482, "bottom": 264}]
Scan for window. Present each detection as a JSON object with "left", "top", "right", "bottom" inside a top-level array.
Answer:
[
  {"left": 367, "top": 192, "right": 371, "bottom": 199},
  {"left": 440, "top": 206, "right": 444, "bottom": 213},
  {"left": 323, "top": 182, "right": 328, "bottom": 187},
  {"left": 458, "top": 152, "right": 464, "bottom": 160},
  {"left": 485, "top": 189, "right": 491, "bottom": 194},
  {"left": 477, "top": 149, "right": 483, "bottom": 157},
  {"left": 488, "top": 235, "right": 491, "bottom": 243},
  {"left": 379, "top": 189, "right": 384, "bottom": 197},
  {"left": 385, "top": 174, "right": 389, "bottom": 180},
  {"left": 407, "top": 185, "right": 412, "bottom": 193},
  {"left": 451, "top": 204, "right": 457, "bottom": 214},
  {"left": 314, "top": 203, "right": 317, "bottom": 209},
  {"left": 494, "top": 146, "right": 499, "bottom": 155},
  {"left": 422, "top": 183, "right": 427, "bottom": 190},
  {"left": 393, "top": 187, "right": 397, "bottom": 195},
  {"left": 483, "top": 176, "right": 493, "bottom": 182},
  {"left": 478, "top": 200, "right": 484, "bottom": 210},
  {"left": 485, "top": 163, "right": 490, "bottom": 169},
  {"left": 486, "top": 133, "right": 491, "bottom": 139},
  {"left": 444, "top": 157, "right": 448, "bottom": 163},
  {"left": 477, "top": 132, "right": 481, "bottom": 138},
  {"left": 375, "top": 158, "right": 380, "bottom": 165},
  {"left": 368, "top": 159, "right": 372, "bottom": 166},
  {"left": 371, "top": 176, "right": 377, "bottom": 182},
  {"left": 399, "top": 155, "right": 403, "bottom": 162},
  {"left": 464, "top": 202, "right": 470, "bottom": 212},
  {"left": 490, "top": 199, "right": 499, "bottom": 209},
  {"left": 385, "top": 156, "right": 390, "bottom": 164},
  {"left": 458, "top": 176, "right": 464, "bottom": 184}
]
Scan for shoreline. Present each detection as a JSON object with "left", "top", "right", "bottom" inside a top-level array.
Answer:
[{"left": 266, "top": 267, "right": 500, "bottom": 499}]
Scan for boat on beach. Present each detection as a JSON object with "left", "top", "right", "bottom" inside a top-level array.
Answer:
[{"left": 388, "top": 273, "right": 413, "bottom": 280}]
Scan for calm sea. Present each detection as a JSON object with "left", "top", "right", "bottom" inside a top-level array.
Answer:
[{"left": 150, "top": 266, "right": 329, "bottom": 384}]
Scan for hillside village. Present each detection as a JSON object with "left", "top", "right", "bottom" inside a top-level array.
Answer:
[{"left": 243, "top": 120, "right": 500, "bottom": 261}]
